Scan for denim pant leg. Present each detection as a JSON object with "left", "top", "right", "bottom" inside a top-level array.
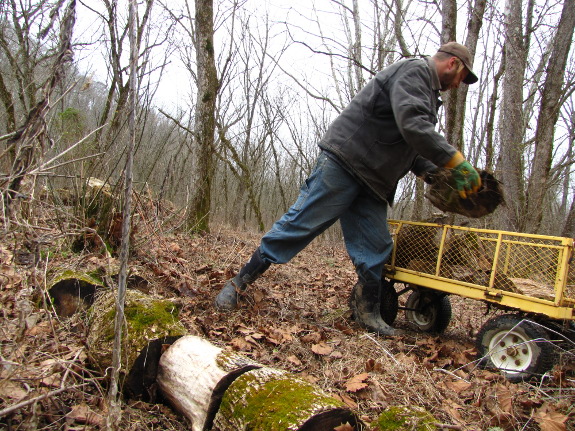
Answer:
[
  {"left": 259, "top": 152, "right": 361, "bottom": 264},
  {"left": 339, "top": 191, "right": 392, "bottom": 285}
]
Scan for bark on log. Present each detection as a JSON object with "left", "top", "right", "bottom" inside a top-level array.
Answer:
[
  {"left": 157, "top": 335, "right": 363, "bottom": 431},
  {"left": 157, "top": 335, "right": 262, "bottom": 431}
]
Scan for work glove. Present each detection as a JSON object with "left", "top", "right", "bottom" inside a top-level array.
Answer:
[{"left": 444, "top": 151, "right": 481, "bottom": 199}]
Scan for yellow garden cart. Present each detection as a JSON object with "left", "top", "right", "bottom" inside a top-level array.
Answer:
[{"left": 382, "top": 220, "right": 575, "bottom": 381}]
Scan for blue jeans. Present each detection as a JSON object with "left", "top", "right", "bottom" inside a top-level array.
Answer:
[{"left": 259, "top": 151, "right": 393, "bottom": 285}]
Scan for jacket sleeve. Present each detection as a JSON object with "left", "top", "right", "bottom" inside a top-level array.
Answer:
[
  {"left": 389, "top": 63, "right": 457, "bottom": 167},
  {"left": 411, "top": 155, "right": 438, "bottom": 178}
]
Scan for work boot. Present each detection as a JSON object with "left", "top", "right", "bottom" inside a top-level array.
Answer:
[
  {"left": 350, "top": 281, "right": 402, "bottom": 336},
  {"left": 215, "top": 247, "right": 270, "bottom": 311}
]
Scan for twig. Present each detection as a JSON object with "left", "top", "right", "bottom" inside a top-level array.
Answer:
[
  {"left": 361, "top": 333, "right": 400, "bottom": 365},
  {"left": 0, "top": 383, "right": 87, "bottom": 417},
  {"left": 432, "top": 423, "right": 464, "bottom": 430},
  {"left": 60, "top": 348, "right": 85, "bottom": 389},
  {"left": 433, "top": 368, "right": 471, "bottom": 383}
]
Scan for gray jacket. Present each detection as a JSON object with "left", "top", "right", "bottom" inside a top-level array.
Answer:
[{"left": 319, "top": 57, "right": 457, "bottom": 205}]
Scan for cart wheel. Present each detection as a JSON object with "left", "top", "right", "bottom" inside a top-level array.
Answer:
[
  {"left": 379, "top": 279, "right": 399, "bottom": 325},
  {"left": 476, "top": 315, "right": 556, "bottom": 382},
  {"left": 405, "top": 289, "right": 451, "bottom": 333}
]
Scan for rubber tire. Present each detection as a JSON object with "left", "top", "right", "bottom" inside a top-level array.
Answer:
[
  {"left": 476, "top": 314, "right": 556, "bottom": 382},
  {"left": 379, "top": 280, "right": 399, "bottom": 325},
  {"left": 405, "top": 289, "right": 451, "bottom": 333}
]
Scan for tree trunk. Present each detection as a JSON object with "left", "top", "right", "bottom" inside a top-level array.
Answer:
[
  {"left": 498, "top": 0, "right": 528, "bottom": 231},
  {"left": 442, "top": 0, "right": 486, "bottom": 153},
  {"left": 524, "top": 0, "right": 575, "bottom": 233},
  {"left": 187, "top": 0, "right": 218, "bottom": 234}
]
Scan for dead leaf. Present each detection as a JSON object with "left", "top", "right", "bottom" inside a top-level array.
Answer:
[
  {"left": 445, "top": 380, "right": 472, "bottom": 394},
  {"left": 66, "top": 403, "right": 105, "bottom": 426},
  {"left": 329, "top": 350, "right": 343, "bottom": 359},
  {"left": 495, "top": 384, "right": 514, "bottom": 414},
  {"left": 41, "top": 374, "right": 61, "bottom": 388},
  {"left": 0, "top": 381, "right": 28, "bottom": 400},
  {"left": 252, "top": 289, "right": 266, "bottom": 303},
  {"left": 301, "top": 332, "right": 322, "bottom": 343},
  {"left": 345, "top": 373, "right": 369, "bottom": 392},
  {"left": 534, "top": 406, "right": 568, "bottom": 431},
  {"left": 230, "top": 337, "right": 253, "bottom": 351},
  {"left": 334, "top": 423, "right": 354, "bottom": 431},
  {"left": 442, "top": 399, "right": 465, "bottom": 425},
  {"left": 26, "top": 321, "right": 53, "bottom": 336},
  {"left": 311, "top": 342, "right": 333, "bottom": 356},
  {"left": 340, "top": 393, "right": 358, "bottom": 409},
  {"left": 300, "top": 373, "right": 319, "bottom": 384},
  {"left": 286, "top": 355, "right": 302, "bottom": 367}
]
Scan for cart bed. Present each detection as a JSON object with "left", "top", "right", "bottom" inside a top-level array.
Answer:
[{"left": 385, "top": 220, "right": 575, "bottom": 320}]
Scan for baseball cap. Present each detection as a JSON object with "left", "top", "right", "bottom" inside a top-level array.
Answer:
[{"left": 438, "top": 41, "right": 478, "bottom": 85}]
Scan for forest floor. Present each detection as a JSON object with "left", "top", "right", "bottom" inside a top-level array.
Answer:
[{"left": 0, "top": 201, "right": 574, "bottom": 431}]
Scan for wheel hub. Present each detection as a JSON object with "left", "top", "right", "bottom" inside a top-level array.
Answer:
[{"left": 489, "top": 330, "right": 533, "bottom": 373}]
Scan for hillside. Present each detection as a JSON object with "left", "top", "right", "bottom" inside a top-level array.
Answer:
[{"left": 0, "top": 212, "right": 574, "bottom": 430}]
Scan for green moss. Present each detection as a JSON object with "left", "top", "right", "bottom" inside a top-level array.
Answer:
[
  {"left": 49, "top": 269, "right": 105, "bottom": 289},
  {"left": 86, "top": 290, "right": 186, "bottom": 372},
  {"left": 217, "top": 368, "right": 344, "bottom": 430},
  {"left": 124, "top": 300, "right": 180, "bottom": 332},
  {"left": 373, "top": 406, "right": 436, "bottom": 431}
]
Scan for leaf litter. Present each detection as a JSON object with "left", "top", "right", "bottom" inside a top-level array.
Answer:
[{"left": 0, "top": 209, "right": 574, "bottom": 430}]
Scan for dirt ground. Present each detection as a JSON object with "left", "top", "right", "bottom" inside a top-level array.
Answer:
[{"left": 1, "top": 214, "right": 574, "bottom": 430}]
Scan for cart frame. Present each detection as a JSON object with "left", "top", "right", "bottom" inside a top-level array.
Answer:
[{"left": 384, "top": 220, "right": 574, "bottom": 321}]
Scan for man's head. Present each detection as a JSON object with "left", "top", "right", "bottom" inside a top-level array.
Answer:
[{"left": 433, "top": 41, "right": 478, "bottom": 90}]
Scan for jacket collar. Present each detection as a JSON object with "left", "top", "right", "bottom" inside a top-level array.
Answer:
[{"left": 425, "top": 57, "right": 441, "bottom": 92}]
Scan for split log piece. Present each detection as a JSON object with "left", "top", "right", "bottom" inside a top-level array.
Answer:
[{"left": 157, "top": 335, "right": 262, "bottom": 431}]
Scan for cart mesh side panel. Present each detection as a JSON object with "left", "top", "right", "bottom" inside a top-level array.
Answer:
[{"left": 388, "top": 221, "right": 574, "bottom": 303}]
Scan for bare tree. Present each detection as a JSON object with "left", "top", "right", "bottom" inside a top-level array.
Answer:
[
  {"left": 1, "top": 0, "right": 76, "bottom": 217},
  {"left": 442, "top": 0, "right": 487, "bottom": 152},
  {"left": 524, "top": 0, "right": 575, "bottom": 233},
  {"left": 187, "top": 0, "right": 218, "bottom": 233},
  {"left": 498, "top": 0, "right": 528, "bottom": 231}
]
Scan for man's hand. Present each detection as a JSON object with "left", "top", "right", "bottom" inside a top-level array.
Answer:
[{"left": 445, "top": 152, "right": 481, "bottom": 199}]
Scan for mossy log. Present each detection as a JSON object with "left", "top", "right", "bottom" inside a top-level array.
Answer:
[
  {"left": 372, "top": 405, "right": 437, "bottom": 430},
  {"left": 157, "top": 335, "right": 363, "bottom": 431},
  {"left": 157, "top": 335, "right": 262, "bottom": 431},
  {"left": 86, "top": 290, "right": 186, "bottom": 388},
  {"left": 47, "top": 270, "right": 105, "bottom": 316},
  {"left": 212, "top": 367, "right": 362, "bottom": 431}
]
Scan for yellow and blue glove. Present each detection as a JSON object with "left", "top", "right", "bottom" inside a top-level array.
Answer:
[{"left": 445, "top": 151, "right": 481, "bottom": 199}]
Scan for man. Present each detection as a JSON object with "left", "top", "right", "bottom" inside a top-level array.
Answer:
[{"left": 215, "top": 41, "right": 481, "bottom": 336}]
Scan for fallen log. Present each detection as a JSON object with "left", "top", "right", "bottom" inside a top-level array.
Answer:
[
  {"left": 212, "top": 367, "right": 362, "bottom": 431},
  {"left": 157, "top": 335, "right": 363, "bottom": 431},
  {"left": 85, "top": 289, "right": 186, "bottom": 392},
  {"left": 157, "top": 335, "right": 262, "bottom": 431}
]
